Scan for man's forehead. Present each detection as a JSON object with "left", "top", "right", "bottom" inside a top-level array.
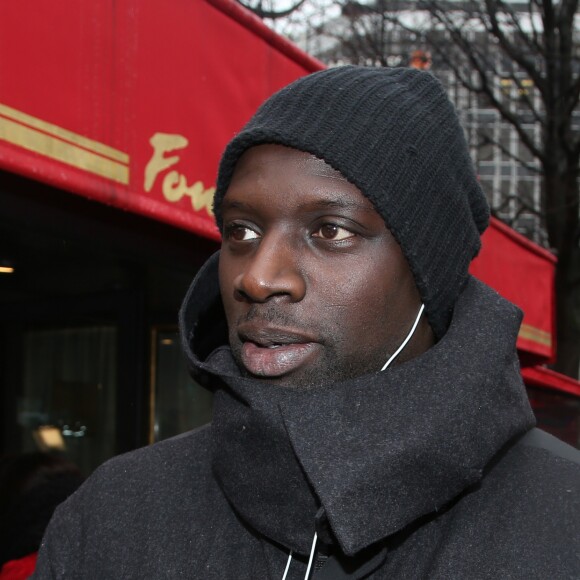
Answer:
[{"left": 301, "top": 154, "right": 349, "bottom": 182}]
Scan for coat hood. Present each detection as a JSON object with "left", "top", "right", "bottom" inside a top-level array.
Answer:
[{"left": 179, "top": 252, "right": 535, "bottom": 557}]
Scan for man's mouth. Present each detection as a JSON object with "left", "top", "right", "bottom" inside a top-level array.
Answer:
[{"left": 238, "top": 328, "right": 320, "bottom": 378}]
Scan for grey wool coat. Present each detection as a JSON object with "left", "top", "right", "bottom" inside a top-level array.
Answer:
[{"left": 35, "top": 253, "right": 580, "bottom": 579}]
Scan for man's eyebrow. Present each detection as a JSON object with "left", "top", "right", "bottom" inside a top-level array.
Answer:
[
  {"left": 221, "top": 197, "right": 376, "bottom": 214},
  {"left": 302, "top": 198, "right": 375, "bottom": 212},
  {"left": 220, "top": 199, "right": 250, "bottom": 212}
]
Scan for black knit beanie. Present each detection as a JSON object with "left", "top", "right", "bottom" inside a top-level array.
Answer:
[{"left": 213, "top": 66, "right": 490, "bottom": 339}]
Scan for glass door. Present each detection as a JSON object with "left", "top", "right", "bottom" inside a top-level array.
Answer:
[{"left": 150, "top": 326, "right": 212, "bottom": 443}]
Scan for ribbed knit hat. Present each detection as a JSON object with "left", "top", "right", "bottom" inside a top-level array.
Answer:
[{"left": 213, "top": 66, "right": 490, "bottom": 339}]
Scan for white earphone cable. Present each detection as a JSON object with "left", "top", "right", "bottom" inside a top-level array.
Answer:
[
  {"left": 304, "top": 533, "right": 318, "bottom": 580},
  {"left": 280, "top": 531, "right": 318, "bottom": 580},
  {"left": 381, "top": 303, "right": 425, "bottom": 371},
  {"left": 281, "top": 550, "right": 293, "bottom": 580}
]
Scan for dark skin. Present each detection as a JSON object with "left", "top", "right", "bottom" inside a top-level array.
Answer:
[{"left": 219, "top": 144, "right": 434, "bottom": 388}]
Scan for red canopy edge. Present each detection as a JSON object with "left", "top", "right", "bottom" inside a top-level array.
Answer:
[
  {"left": 489, "top": 217, "right": 556, "bottom": 264},
  {"left": 470, "top": 217, "right": 556, "bottom": 364},
  {"left": 522, "top": 366, "right": 580, "bottom": 398},
  {"left": 0, "top": 131, "right": 222, "bottom": 242},
  {"left": 206, "top": 0, "right": 325, "bottom": 74}
]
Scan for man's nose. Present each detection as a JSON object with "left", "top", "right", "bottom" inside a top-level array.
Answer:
[{"left": 233, "top": 236, "right": 306, "bottom": 303}]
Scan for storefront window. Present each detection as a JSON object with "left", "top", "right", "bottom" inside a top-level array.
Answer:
[{"left": 19, "top": 326, "right": 117, "bottom": 474}]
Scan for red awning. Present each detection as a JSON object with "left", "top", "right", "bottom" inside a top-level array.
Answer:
[
  {"left": 469, "top": 217, "right": 556, "bottom": 364},
  {"left": 522, "top": 366, "right": 580, "bottom": 397},
  {"left": 0, "top": 0, "right": 323, "bottom": 241}
]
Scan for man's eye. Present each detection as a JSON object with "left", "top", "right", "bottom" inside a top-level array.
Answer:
[
  {"left": 227, "top": 225, "right": 260, "bottom": 242},
  {"left": 313, "top": 224, "right": 354, "bottom": 241}
]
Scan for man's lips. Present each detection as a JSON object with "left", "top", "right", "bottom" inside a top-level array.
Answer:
[{"left": 237, "top": 326, "right": 320, "bottom": 378}]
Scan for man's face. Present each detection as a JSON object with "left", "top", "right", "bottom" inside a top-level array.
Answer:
[{"left": 219, "top": 144, "right": 429, "bottom": 388}]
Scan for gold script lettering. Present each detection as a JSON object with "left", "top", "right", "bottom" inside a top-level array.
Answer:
[
  {"left": 144, "top": 134, "right": 187, "bottom": 192},
  {"left": 144, "top": 132, "right": 214, "bottom": 216}
]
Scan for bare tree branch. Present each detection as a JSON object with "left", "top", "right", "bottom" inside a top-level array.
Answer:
[
  {"left": 237, "top": 0, "right": 307, "bottom": 19},
  {"left": 477, "top": 129, "right": 543, "bottom": 173}
]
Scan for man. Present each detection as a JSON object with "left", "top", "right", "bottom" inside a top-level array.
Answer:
[{"left": 35, "top": 67, "right": 579, "bottom": 579}]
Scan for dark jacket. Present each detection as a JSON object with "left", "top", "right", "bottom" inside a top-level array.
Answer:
[{"left": 34, "top": 254, "right": 580, "bottom": 579}]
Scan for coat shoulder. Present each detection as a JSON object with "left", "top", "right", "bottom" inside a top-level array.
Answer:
[
  {"left": 90, "top": 423, "right": 215, "bottom": 490},
  {"left": 67, "top": 424, "right": 219, "bottom": 523},
  {"left": 34, "top": 425, "right": 234, "bottom": 579},
  {"left": 517, "top": 427, "right": 580, "bottom": 465},
  {"left": 429, "top": 428, "right": 580, "bottom": 578}
]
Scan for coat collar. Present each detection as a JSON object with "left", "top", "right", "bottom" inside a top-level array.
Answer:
[{"left": 179, "top": 252, "right": 535, "bottom": 556}]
